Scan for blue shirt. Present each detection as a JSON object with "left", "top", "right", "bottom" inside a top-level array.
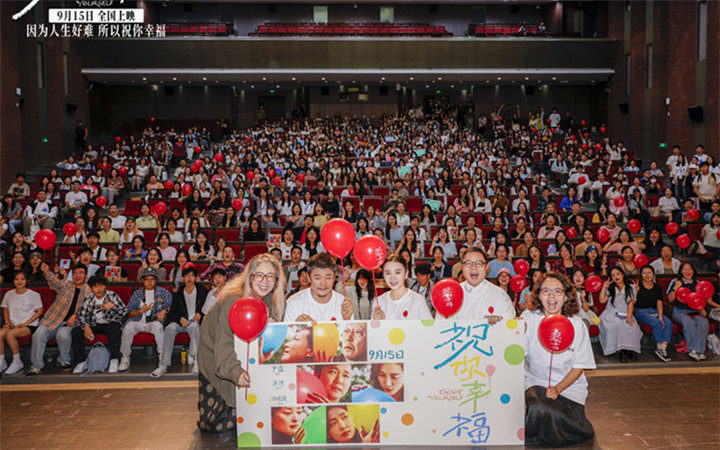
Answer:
[{"left": 487, "top": 260, "right": 515, "bottom": 278}]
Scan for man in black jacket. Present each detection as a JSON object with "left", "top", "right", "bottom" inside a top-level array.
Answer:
[{"left": 152, "top": 266, "right": 207, "bottom": 377}]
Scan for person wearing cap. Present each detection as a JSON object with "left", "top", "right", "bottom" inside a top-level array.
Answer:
[
  {"left": 70, "top": 275, "right": 127, "bottom": 374},
  {"left": 118, "top": 267, "right": 172, "bottom": 373},
  {"left": 153, "top": 266, "right": 208, "bottom": 377},
  {"left": 437, "top": 247, "right": 515, "bottom": 324}
]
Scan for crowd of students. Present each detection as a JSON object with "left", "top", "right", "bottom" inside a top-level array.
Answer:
[{"left": 0, "top": 107, "right": 719, "bottom": 445}]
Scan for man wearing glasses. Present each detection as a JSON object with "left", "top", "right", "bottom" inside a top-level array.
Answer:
[
  {"left": 154, "top": 266, "right": 208, "bottom": 377},
  {"left": 284, "top": 253, "right": 354, "bottom": 322},
  {"left": 438, "top": 247, "right": 514, "bottom": 324}
]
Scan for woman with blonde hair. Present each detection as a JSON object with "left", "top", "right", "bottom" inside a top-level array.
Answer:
[{"left": 197, "top": 253, "right": 287, "bottom": 435}]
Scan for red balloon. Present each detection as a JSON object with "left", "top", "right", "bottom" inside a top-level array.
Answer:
[
  {"left": 150, "top": 116, "right": 156, "bottom": 122},
  {"left": 550, "top": 127, "right": 556, "bottom": 134},
  {"left": 633, "top": 253, "right": 648, "bottom": 268},
  {"left": 600, "top": 126, "right": 607, "bottom": 134},
  {"left": 35, "top": 229, "right": 56, "bottom": 251},
  {"left": 531, "top": 127, "right": 537, "bottom": 133},
  {"left": 538, "top": 314, "right": 575, "bottom": 353},
  {"left": 246, "top": 171, "right": 255, "bottom": 180},
  {"left": 191, "top": 165, "right": 199, "bottom": 173},
  {"left": 585, "top": 275, "right": 603, "bottom": 293},
  {"left": 510, "top": 275, "right": 527, "bottom": 293},
  {"left": 181, "top": 184, "right": 192, "bottom": 196},
  {"left": 232, "top": 198, "right": 243, "bottom": 211},
  {"left": 566, "top": 227, "right": 578, "bottom": 239},
  {"left": 114, "top": 136, "right": 121, "bottom": 143},
  {"left": 118, "top": 166, "right": 128, "bottom": 175},
  {"left": 498, "top": 116, "right": 503, "bottom": 121},
  {"left": 245, "top": 136, "right": 252, "bottom": 143},
  {"left": 581, "top": 144, "right": 588, "bottom": 150},
  {"left": 581, "top": 120, "right": 587, "bottom": 126},
  {"left": 665, "top": 222, "right": 679, "bottom": 236},
  {"left": 676, "top": 287, "right": 691, "bottom": 303},
  {"left": 348, "top": 189, "right": 356, "bottom": 196},
  {"left": 513, "top": 259, "right": 530, "bottom": 277},
  {"left": 353, "top": 235, "right": 387, "bottom": 271},
  {"left": 95, "top": 196, "right": 107, "bottom": 207},
  {"left": 164, "top": 180, "right": 174, "bottom": 190},
  {"left": 320, "top": 219, "right": 356, "bottom": 259},
  {"left": 553, "top": 142, "right": 559, "bottom": 147},
  {"left": 717, "top": 229, "right": 720, "bottom": 240},
  {"left": 273, "top": 176, "right": 282, "bottom": 187},
  {"left": 613, "top": 196, "right": 626, "bottom": 208},
  {"left": 228, "top": 297, "right": 268, "bottom": 343},
  {"left": 687, "top": 209, "right": 700, "bottom": 221},
  {"left": 267, "top": 169, "right": 275, "bottom": 178},
  {"left": 63, "top": 223, "right": 77, "bottom": 237},
  {"left": 696, "top": 280, "right": 715, "bottom": 300},
  {"left": 597, "top": 227, "right": 610, "bottom": 243},
  {"left": 686, "top": 293, "right": 706, "bottom": 311},
  {"left": 676, "top": 234, "right": 690, "bottom": 249},
  {"left": 100, "top": 162, "right": 111, "bottom": 170},
  {"left": 577, "top": 176, "right": 587, "bottom": 185},
  {"left": 583, "top": 132, "right": 589, "bottom": 139},
  {"left": 569, "top": 135, "right": 576, "bottom": 141},
  {"left": 182, "top": 262, "right": 196, "bottom": 271},
  {"left": 297, "top": 174, "right": 305, "bottom": 182},
  {"left": 296, "top": 369, "right": 329, "bottom": 404},
  {"left": 194, "top": 145, "right": 201, "bottom": 154},
  {"left": 546, "top": 118, "right": 551, "bottom": 124},
  {"left": 431, "top": 279, "right": 464, "bottom": 318},
  {"left": 628, "top": 219, "right": 642, "bottom": 234},
  {"left": 594, "top": 143, "right": 602, "bottom": 151},
  {"left": 214, "top": 153, "right": 223, "bottom": 163},
  {"left": 154, "top": 202, "right": 167, "bottom": 216}
]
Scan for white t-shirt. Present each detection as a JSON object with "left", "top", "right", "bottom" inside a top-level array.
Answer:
[
  {"left": 521, "top": 309, "right": 596, "bottom": 405},
  {"left": 94, "top": 295, "right": 108, "bottom": 324},
  {"left": 373, "top": 289, "right": 432, "bottom": 320},
  {"left": 283, "top": 288, "right": 353, "bottom": 322},
  {"left": 1, "top": 289, "right": 43, "bottom": 327},
  {"left": 203, "top": 286, "right": 221, "bottom": 315},
  {"left": 65, "top": 191, "right": 88, "bottom": 207},
  {"left": 184, "top": 286, "right": 197, "bottom": 319},
  {"left": 143, "top": 289, "right": 155, "bottom": 320},
  {"left": 436, "top": 280, "right": 515, "bottom": 322},
  {"left": 109, "top": 215, "right": 127, "bottom": 229}
]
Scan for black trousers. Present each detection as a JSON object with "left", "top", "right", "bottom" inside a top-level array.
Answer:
[
  {"left": 525, "top": 386, "right": 595, "bottom": 448},
  {"left": 71, "top": 322, "right": 121, "bottom": 363}
]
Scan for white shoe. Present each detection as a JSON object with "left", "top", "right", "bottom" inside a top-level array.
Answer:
[
  {"left": 688, "top": 351, "right": 702, "bottom": 361},
  {"left": 150, "top": 365, "right": 167, "bottom": 378},
  {"left": 108, "top": 359, "right": 119, "bottom": 374},
  {"left": 73, "top": 361, "right": 87, "bottom": 374},
  {"left": 118, "top": 356, "right": 130, "bottom": 371},
  {"left": 192, "top": 362, "right": 199, "bottom": 374},
  {"left": 5, "top": 359, "right": 23, "bottom": 375},
  {"left": 697, "top": 352, "right": 707, "bottom": 361},
  {"left": 187, "top": 355, "right": 195, "bottom": 366},
  {"left": 0, "top": 359, "right": 7, "bottom": 373}
]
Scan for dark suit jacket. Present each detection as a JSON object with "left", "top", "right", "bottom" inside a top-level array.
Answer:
[{"left": 168, "top": 283, "right": 208, "bottom": 325}]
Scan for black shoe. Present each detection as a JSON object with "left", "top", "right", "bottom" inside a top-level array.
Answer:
[
  {"left": 618, "top": 350, "right": 628, "bottom": 363},
  {"left": 25, "top": 368, "right": 41, "bottom": 377},
  {"left": 628, "top": 351, "right": 639, "bottom": 361},
  {"left": 59, "top": 361, "right": 72, "bottom": 370}
]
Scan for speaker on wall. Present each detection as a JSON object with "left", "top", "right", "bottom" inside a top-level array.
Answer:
[
  {"left": 525, "top": 86, "right": 535, "bottom": 95},
  {"left": 379, "top": 86, "right": 389, "bottom": 96},
  {"left": 164, "top": 86, "right": 175, "bottom": 96},
  {"left": 320, "top": 86, "right": 329, "bottom": 96},
  {"left": 687, "top": 106, "right": 703, "bottom": 122},
  {"left": 618, "top": 102, "right": 629, "bottom": 114}
]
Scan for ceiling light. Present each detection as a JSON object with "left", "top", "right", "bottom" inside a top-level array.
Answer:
[
  {"left": 321, "top": 77, "right": 325, "bottom": 81},
  {"left": 142, "top": 77, "right": 147, "bottom": 81},
  {"left": 525, "top": 77, "right": 529, "bottom": 80},
  {"left": 172, "top": 77, "right": 177, "bottom": 81},
  {"left": 552, "top": 77, "right": 557, "bottom": 80},
  {"left": 215, "top": 81, "right": 219, "bottom": 84},
  {"left": 409, "top": 77, "right": 414, "bottom": 81},
  {"left": 451, "top": 85, "right": 454, "bottom": 88},
  {"left": 202, "top": 77, "right": 207, "bottom": 81},
  {"left": 459, "top": 81, "right": 463, "bottom": 84},
  {"left": 276, "top": 85, "right": 280, "bottom": 88},
  {"left": 381, "top": 77, "right": 385, "bottom": 80},
  {"left": 497, "top": 77, "right": 501, "bottom": 80},
  {"left": 352, "top": 80, "right": 355, "bottom": 83},
  {"left": 262, "top": 77, "right": 266, "bottom": 80},
  {"left": 292, "top": 77, "right": 296, "bottom": 81},
  {"left": 438, "top": 77, "right": 442, "bottom": 80},
  {"left": 486, "top": 80, "right": 490, "bottom": 83},
  {"left": 250, "top": 85, "right": 254, "bottom": 88},
  {"left": 425, "top": 85, "right": 429, "bottom": 88}
]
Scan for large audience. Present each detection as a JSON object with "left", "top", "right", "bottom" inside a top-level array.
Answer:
[{"left": 1, "top": 102, "right": 719, "bottom": 378}]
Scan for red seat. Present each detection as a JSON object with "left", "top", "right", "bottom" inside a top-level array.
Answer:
[
  {"left": 215, "top": 228, "right": 240, "bottom": 241},
  {"left": 244, "top": 243, "right": 268, "bottom": 263},
  {"left": 362, "top": 197, "right": 383, "bottom": 213},
  {"left": 405, "top": 196, "right": 423, "bottom": 213}
]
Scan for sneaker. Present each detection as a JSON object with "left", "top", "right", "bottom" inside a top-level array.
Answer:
[
  {"left": 58, "top": 361, "right": 72, "bottom": 370},
  {"left": 654, "top": 348, "right": 671, "bottom": 363},
  {"left": 5, "top": 359, "right": 24, "bottom": 375},
  {"left": 108, "top": 359, "right": 119, "bottom": 374},
  {"left": 25, "top": 368, "right": 42, "bottom": 377},
  {"left": 118, "top": 356, "right": 130, "bottom": 372},
  {"left": 150, "top": 365, "right": 167, "bottom": 378},
  {"left": 73, "top": 361, "right": 87, "bottom": 374},
  {"left": 697, "top": 352, "right": 707, "bottom": 361},
  {"left": 688, "top": 351, "right": 702, "bottom": 361},
  {"left": 192, "top": 362, "right": 199, "bottom": 374},
  {"left": 187, "top": 355, "right": 195, "bottom": 366},
  {"left": 0, "top": 359, "right": 7, "bottom": 373}
]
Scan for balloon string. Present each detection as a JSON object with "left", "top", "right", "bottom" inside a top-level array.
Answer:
[
  {"left": 548, "top": 351, "right": 554, "bottom": 389},
  {"left": 371, "top": 270, "right": 379, "bottom": 304},
  {"left": 341, "top": 258, "right": 347, "bottom": 299},
  {"left": 245, "top": 340, "right": 249, "bottom": 400}
]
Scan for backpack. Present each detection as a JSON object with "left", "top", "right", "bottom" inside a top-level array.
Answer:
[{"left": 80, "top": 343, "right": 110, "bottom": 376}]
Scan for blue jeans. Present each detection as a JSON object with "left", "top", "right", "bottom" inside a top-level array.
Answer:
[
  {"left": 8, "top": 218, "right": 22, "bottom": 234},
  {"left": 634, "top": 308, "right": 673, "bottom": 344},
  {"left": 31, "top": 324, "right": 73, "bottom": 370},
  {"left": 672, "top": 309, "right": 709, "bottom": 353}
]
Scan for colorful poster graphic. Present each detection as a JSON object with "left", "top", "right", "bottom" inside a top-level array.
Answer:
[{"left": 235, "top": 319, "right": 525, "bottom": 447}]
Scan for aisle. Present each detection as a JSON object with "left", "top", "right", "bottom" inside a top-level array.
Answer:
[{"left": 2, "top": 368, "right": 719, "bottom": 449}]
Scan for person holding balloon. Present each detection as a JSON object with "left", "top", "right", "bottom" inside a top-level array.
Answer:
[
  {"left": 372, "top": 255, "right": 433, "bottom": 320},
  {"left": 522, "top": 272, "right": 596, "bottom": 447},
  {"left": 633, "top": 265, "right": 673, "bottom": 362},
  {"left": 598, "top": 267, "right": 643, "bottom": 362},
  {"left": 666, "top": 262, "right": 709, "bottom": 361}
]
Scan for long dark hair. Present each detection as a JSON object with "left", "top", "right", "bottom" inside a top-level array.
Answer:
[
  {"left": 608, "top": 267, "right": 634, "bottom": 307},
  {"left": 355, "top": 269, "right": 376, "bottom": 303}
]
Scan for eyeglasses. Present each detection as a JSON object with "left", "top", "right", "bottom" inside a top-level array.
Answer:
[
  {"left": 462, "top": 260, "right": 487, "bottom": 269},
  {"left": 539, "top": 288, "right": 565, "bottom": 299},
  {"left": 252, "top": 272, "right": 277, "bottom": 282}
]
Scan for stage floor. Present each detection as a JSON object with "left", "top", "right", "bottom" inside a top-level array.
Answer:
[{"left": 1, "top": 367, "right": 718, "bottom": 449}]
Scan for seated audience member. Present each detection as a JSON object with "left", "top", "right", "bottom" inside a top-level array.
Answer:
[
  {"left": 71, "top": 275, "right": 127, "bottom": 374},
  {"left": 283, "top": 246, "right": 306, "bottom": 294},
  {"left": 522, "top": 272, "right": 595, "bottom": 447},
  {"left": 372, "top": 255, "right": 432, "bottom": 320},
  {"left": 408, "top": 263, "right": 434, "bottom": 315},
  {"left": 437, "top": 247, "right": 514, "bottom": 324},
  {"left": 0, "top": 271, "right": 43, "bottom": 375},
  {"left": 650, "top": 244, "right": 681, "bottom": 275},
  {"left": 200, "top": 246, "right": 244, "bottom": 281},
  {"left": 598, "top": 267, "right": 643, "bottom": 362},
  {"left": 154, "top": 266, "right": 208, "bottom": 377},
  {"left": 339, "top": 268, "right": 374, "bottom": 321},
  {"left": 284, "top": 253, "right": 354, "bottom": 322},
  {"left": 667, "top": 262, "right": 709, "bottom": 361},
  {"left": 203, "top": 268, "right": 227, "bottom": 315},
  {"left": 22, "top": 190, "right": 58, "bottom": 236},
  {"left": 633, "top": 266, "right": 672, "bottom": 362},
  {"left": 27, "top": 263, "right": 91, "bottom": 376},
  {"left": 119, "top": 267, "right": 173, "bottom": 374}
]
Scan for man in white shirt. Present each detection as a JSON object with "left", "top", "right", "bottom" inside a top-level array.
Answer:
[
  {"left": 665, "top": 145, "right": 682, "bottom": 172},
  {"left": 107, "top": 203, "right": 127, "bottom": 229},
  {"left": 694, "top": 162, "right": 719, "bottom": 210},
  {"left": 22, "top": 190, "right": 58, "bottom": 236},
  {"left": 437, "top": 247, "right": 514, "bottom": 324},
  {"left": 63, "top": 181, "right": 88, "bottom": 217},
  {"left": 548, "top": 108, "right": 562, "bottom": 128},
  {"left": 284, "top": 253, "right": 354, "bottom": 322}
]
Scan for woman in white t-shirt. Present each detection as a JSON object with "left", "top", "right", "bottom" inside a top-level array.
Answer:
[
  {"left": 372, "top": 255, "right": 432, "bottom": 320},
  {"left": 0, "top": 271, "right": 44, "bottom": 374},
  {"left": 521, "top": 272, "right": 596, "bottom": 447}
]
